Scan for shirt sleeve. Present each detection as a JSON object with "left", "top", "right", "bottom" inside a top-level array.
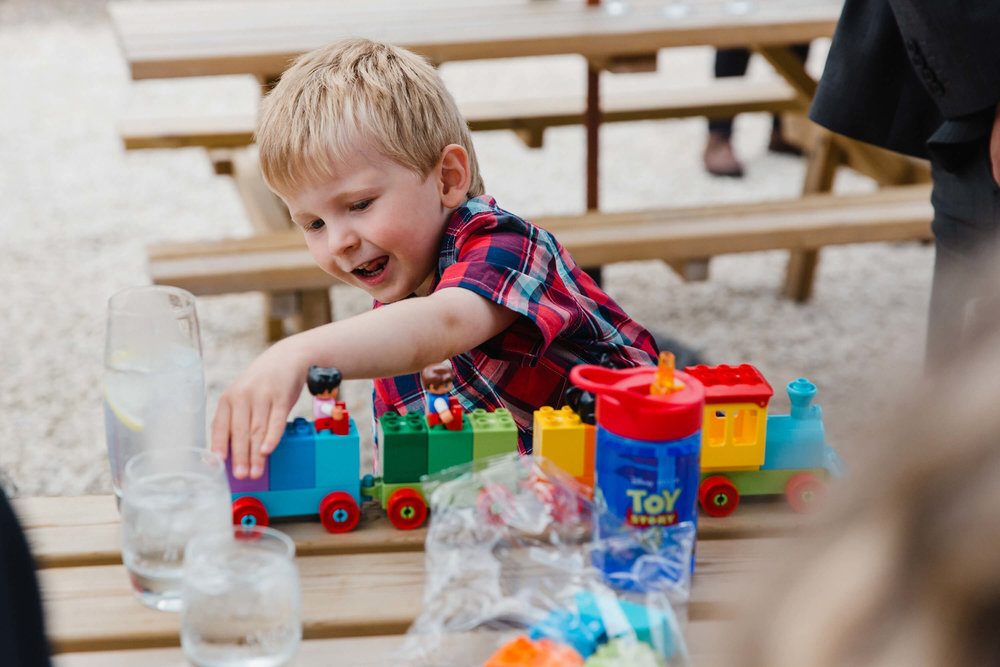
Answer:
[{"left": 434, "top": 211, "right": 582, "bottom": 365}]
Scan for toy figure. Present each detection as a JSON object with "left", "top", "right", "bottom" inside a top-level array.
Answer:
[
  {"left": 421, "top": 361, "right": 462, "bottom": 431},
  {"left": 565, "top": 353, "right": 624, "bottom": 425},
  {"left": 307, "top": 365, "right": 348, "bottom": 435}
]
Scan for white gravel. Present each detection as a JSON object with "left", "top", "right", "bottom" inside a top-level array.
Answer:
[{"left": 0, "top": 8, "right": 931, "bottom": 498}]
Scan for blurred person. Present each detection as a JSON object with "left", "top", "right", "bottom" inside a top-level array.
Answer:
[
  {"left": 0, "top": 487, "right": 51, "bottom": 666},
  {"left": 809, "top": 2, "right": 1000, "bottom": 371},
  {"left": 703, "top": 45, "right": 810, "bottom": 177},
  {"left": 735, "top": 275, "right": 1000, "bottom": 666}
]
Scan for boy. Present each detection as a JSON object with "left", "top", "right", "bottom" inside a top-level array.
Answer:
[{"left": 213, "top": 38, "right": 658, "bottom": 479}]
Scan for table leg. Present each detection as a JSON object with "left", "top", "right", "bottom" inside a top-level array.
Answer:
[{"left": 586, "top": 64, "right": 600, "bottom": 211}]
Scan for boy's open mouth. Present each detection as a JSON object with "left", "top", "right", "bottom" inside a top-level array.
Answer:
[{"left": 353, "top": 256, "right": 388, "bottom": 279}]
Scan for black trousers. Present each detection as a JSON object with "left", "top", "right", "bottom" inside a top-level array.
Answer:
[
  {"left": 708, "top": 44, "right": 811, "bottom": 137},
  {"left": 927, "top": 140, "right": 1000, "bottom": 370},
  {"left": 0, "top": 489, "right": 51, "bottom": 666}
]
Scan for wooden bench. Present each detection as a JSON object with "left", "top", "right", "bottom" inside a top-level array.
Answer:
[
  {"left": 148, "top": 184, "right": 933, "bottom": 308},
  {"left": 125, "top": 79, "right": 803, "bottom": 336},
  {"left": 120, "top": 79, "right": 801, "bottom": 156}
]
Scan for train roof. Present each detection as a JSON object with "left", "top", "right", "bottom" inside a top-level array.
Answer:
[{"left": 683, "top": 364, "right": 774, "bottom": 406}]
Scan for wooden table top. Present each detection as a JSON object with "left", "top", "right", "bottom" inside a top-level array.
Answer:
[
  {"left": 17, "top": 494, "right": 821, "bottom": 665},
  {"left": 107, "top": 0, "right": 842, "bottom": 81}
]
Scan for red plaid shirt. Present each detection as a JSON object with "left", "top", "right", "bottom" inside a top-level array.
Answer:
[{"left": 373, "top": 196, "right": 658, "bottom": 453}]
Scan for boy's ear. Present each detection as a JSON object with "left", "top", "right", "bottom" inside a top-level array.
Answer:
[{"left": 437, "top": 144, "right": 472, "bottom": 208}]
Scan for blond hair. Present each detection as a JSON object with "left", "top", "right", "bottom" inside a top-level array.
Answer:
[{"left": 256, "top": 38, "right": 484, "bottom": 198}]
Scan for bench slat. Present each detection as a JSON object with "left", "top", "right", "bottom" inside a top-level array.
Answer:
[
  {"left": 53, "top": 620, "right": 736, "bottom": 666},
  {"left": 146, "top": 186, "right": 933, "bottom": 296},
  {"left": 40, "top": 536, "right": 786, "bottom": 653},
  {"left": 120, "top": 80, "right": 799, "bottom": 150},
  {"left": 15, "top": 494, "right": 811, "bottom": 570}
]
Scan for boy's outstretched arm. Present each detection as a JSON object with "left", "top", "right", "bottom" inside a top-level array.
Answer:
[{"left": 212, "top": 287, "right": 517, "bottom": 479}]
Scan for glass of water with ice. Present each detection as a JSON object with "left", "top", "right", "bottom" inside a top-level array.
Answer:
[
  {"left": 120, "top": 447, "right": 231, "bottom": 612},
  {"left": 182, "top": 526, "right": 301, "bottom": 667},
  {"left": 104, "top": 285, "right": 206, "bottom": 501}
]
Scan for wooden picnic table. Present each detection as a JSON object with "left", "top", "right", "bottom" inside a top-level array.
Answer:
[
  {"left": 107, "top": 0, "right": 929, "bottom": 328},
  {"left": 17, "top": 494, "right": 820, "bottom": 665},
  {"left": 107, "top": 0, "right": 849, "bottom": 210}
]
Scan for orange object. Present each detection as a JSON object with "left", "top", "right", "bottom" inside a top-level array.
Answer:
[
  {"left": 650, "top": 351, "right": 681, "bottom": 395},
  {"left": 483, "top": 636, "right": 584, "bottom": 666}
]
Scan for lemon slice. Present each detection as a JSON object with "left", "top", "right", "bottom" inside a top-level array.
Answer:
[
  {"left": 104, "top": 385, "right": 144, "bottom": 432},
  {"left": 104, "top": 350, "right": 145, "bottom": 432}
]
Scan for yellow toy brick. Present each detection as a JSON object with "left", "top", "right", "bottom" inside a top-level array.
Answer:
[
  {"left": 533, "top": 406, "right": 589, "bottom": 477},
  {"left": 700, "top": 400, "right": 768, "bottom": 471}
]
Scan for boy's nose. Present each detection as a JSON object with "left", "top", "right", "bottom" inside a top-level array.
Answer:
[{"left": 327, "top": 224, "right": 361, "bottom": 256}]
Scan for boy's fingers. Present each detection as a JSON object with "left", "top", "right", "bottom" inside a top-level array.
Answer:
[
  {"left": 210, "top": 400, "right": 232, "bottom": 460},
  {"left": 248, "top": 402, "right": 271, "bottom": 479},
  {"left": 229, "top": 402, "right": 251, "bottom": 479},
  {"left": 261, "top": 409, "right": 288, "bottom": 456}
]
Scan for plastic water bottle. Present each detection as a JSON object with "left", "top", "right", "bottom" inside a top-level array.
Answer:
[{"left": 569, "top": 353, "right": 705, "bottom": 592}]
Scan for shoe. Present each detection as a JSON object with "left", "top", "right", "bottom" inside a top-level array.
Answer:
[
  {"left": 703, "top": 132, "right": 744, "bottom": 178},
  {"left": 768, "top": 129, "right": 804, "bottom": 157}
]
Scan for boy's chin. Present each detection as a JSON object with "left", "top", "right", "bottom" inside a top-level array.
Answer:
[{"left": 356, "top": 282, "right": 413, "bottom": 304}]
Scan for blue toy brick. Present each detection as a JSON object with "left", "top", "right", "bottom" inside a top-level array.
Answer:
[
  {"left": 227, "top": 456, "right": 269, "bottom": 493},
  {"left": 574, "top": 591, "right": 675, "bottom": 658},
  {"left": 529, "top": 608, "right": 604, "bottom": 658},
  {"left": 762, "top": 379, "right": 826, "bottom": 471},
  {"left": 269, "top": 417, "right": 316, "bottom": 490},
  {"left": 315, "top": 418, "right": 361, "bottom": 498},
  {"left": 379, "top": 412, "right": 428, "bottom": 484},
  {"left": 469, "top": 408, "right": 518, "bottom": 460},
  {"left": 426, "top": 420, "right": 474, "bottom": 475}
]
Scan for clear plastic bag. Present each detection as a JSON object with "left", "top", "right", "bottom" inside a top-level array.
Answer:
[{"left": 398, "top": 453, "right": 693, "bottom": 666}]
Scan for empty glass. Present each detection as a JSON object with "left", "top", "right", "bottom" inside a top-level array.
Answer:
[
  {"left": 103, "top": 285, "right": 206, "bottom": 501},
  {"left": 182, "top": 526, "right": 302, "bottom": 667},
  {"left": 120, "top": 447, "right": 231, "bottom": 612}
]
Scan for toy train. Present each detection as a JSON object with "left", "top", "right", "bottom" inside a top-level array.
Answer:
[
  {"left": 225, "top": 404, "right": 519, "bottom": 532},
  {"left": 537, "top": 363, "right": 847, "bottom": 517},
  {"left": 225, "top": 362, "right": 845, "bottom": 531}
]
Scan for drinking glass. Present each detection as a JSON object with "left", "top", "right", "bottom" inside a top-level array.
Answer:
[
  {"left": 182, "top": 526, "right": 302, "bottom": 667},
  {"left": 103, "top": 285, "right": 206, "bottom": 500},
  {"left": 120, "top": 447, "right": 232, "bottom": 612}
]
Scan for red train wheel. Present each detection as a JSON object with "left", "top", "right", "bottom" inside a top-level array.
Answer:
[
  {"left": 785, "top": 472, "right": 826, "bottom": 514},
  {"left": 477, "top": 483, "right": 515, "bottom": 526},
  {"left": 699, "top": 476, "right": 739, "bottom": 517},
  {"left": 319, "top": 491, "right": 360, "bottom": 533},
  {"left": 232, "top": 496, "right": 269, "bottom": 528},
  {"left": 386, "top": 487, "right": 428, "bottom": 530},
  {"left": 533, "top": 479, "right": 579, "bottom": 524}
]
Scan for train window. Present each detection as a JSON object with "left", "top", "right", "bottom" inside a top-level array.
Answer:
[
  {"left": 706, "top": 409, "right": 727, "bottom": 446},
  {"left": 732, "top": 409, "right": 759, "bottom": 446}
]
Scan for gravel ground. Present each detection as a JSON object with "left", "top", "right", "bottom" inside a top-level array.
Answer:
[{"left": 0, "top": 3, "right": 932, "bottom": 498}]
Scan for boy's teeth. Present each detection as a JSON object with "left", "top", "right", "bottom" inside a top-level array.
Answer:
[{"left": 355, "top": 257, "right": 386, "bottom": 277}]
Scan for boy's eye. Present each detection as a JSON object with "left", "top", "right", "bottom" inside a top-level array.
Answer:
[
  {"left": 307, "top": 219, "right": 325, "bottom": 231},
  {"left": 351, "top": 199, "right": 373, "bottom": 212}
]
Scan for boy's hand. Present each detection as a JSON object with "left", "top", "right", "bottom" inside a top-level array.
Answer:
[{"left": 211, "top": 340, "right": 308, "bottom": 479}]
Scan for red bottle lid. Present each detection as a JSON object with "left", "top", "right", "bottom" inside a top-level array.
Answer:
[{"left": 569, "top": 364, "right": 705, "bottom": 442}]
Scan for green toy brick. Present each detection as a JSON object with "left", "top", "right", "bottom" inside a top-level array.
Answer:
[
  {"left": 469, "top": 408, "right": 518, "bottom": 461},
  {"left": 379, "top": 412, "right": 428, "bottom": 483},
  {"left": 426, "top": 420, "right": 474, "bottom": 475},
  {"left": 702, "top": 468, "right": 828, "bottom": 496}
]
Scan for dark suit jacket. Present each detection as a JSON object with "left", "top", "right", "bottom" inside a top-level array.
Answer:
[
  {"left": 0, "top": 489, "right": 50, "bottom": 666},
  {"left": 810, "top": 0, "right": 1000, "bottom": 167}
]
